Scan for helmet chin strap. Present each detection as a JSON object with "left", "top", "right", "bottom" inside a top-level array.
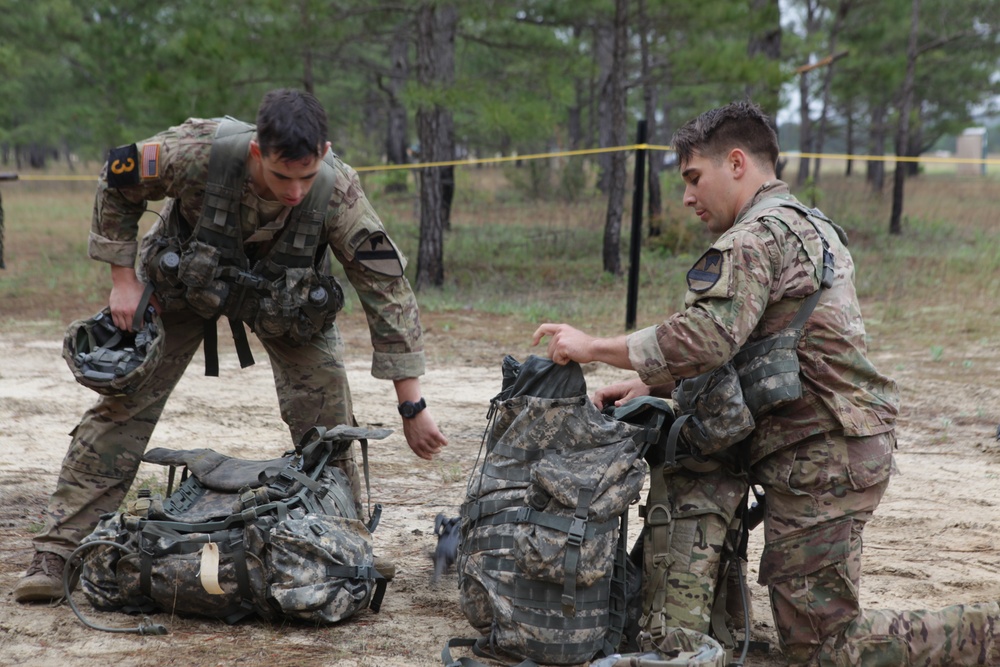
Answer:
[{"left": 132, "top": 281, "right": 158, "bottom": 331}]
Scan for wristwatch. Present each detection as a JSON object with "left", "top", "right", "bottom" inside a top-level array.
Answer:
[{"left": 397, "top": 398, "right": 427, "bottom": 419}]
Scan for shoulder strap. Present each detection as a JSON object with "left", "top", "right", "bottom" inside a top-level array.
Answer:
[
  {"left": 740, "top": 195, "right": 837, "bottom": 331},
  {"left": 195, "top": 117, "right": 254, "bottom": 264}
]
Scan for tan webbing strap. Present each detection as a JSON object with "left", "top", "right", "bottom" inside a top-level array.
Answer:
[{"left": 640, "top": 464, "right": 674, "bottom": 642}]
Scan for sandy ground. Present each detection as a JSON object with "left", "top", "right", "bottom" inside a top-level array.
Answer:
[{"left": 2, "top": 314, "right": 1000, "bottom": 667}]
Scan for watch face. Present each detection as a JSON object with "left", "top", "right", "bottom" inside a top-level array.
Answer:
[{"left": 399, "top": 399, "right": 425, "bottom": 418}]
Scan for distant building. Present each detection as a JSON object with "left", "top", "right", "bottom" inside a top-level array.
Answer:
[{"left": 956, "top": 127, "right": 987, "bottom": 176}]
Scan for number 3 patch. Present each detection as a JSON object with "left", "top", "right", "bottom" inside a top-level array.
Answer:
[{"left": 106, "top": 144, "right": 140, "bottom": 188}]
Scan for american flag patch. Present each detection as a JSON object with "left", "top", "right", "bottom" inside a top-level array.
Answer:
[{"left": 140, "top": 143, "right": 160, "bottom": 179}]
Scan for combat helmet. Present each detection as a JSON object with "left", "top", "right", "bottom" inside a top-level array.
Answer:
[{"left": 63, "top": 306, "right": 164, "bottom": 396}]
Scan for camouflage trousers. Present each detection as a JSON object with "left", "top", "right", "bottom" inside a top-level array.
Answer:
[
  {"left": 640, "top": 464, "right": 748, "bottom": 640},
  {"left": 34, "top": 307, "right": 362, "bottom": 560},
  {"left": 753, "top": 430, "right": 1000, "bottom": 666}
]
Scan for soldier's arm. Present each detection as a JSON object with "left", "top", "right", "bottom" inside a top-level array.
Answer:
[
  {"left": 325, "top": 164, "right": 426, "bottom": 380},
  {"left": 625, "top": 229, "right": 777, "bottom": 387},
  {"left": 89, "top": 120, "right": 213, "bottom": 270},
  {"left": 323, "top": 163, "right": 447, "bottom": 459},
  {"left": 90, "top": 120, "right": 213, "bottom": 328}
]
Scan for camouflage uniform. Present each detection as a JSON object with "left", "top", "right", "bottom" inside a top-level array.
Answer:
[
  {"left": 34, "top": 118, "right": 425, "bottom": 559},
  {"left": 626, "top": 181, "right": 1000, "bottom": 665}
]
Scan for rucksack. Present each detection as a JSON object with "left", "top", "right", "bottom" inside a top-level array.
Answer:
[
  {"left": 69, "top": 424, "right": 390, "bottom": 634},
  {"left": 446, "top": 355, "right": 649, "bottom": 666}
]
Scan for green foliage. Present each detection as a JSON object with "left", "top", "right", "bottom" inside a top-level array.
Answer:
[
  {"left": 1, "top": 0, "right": 996, "bottom": 172},
  {"left": 646, "top": 216, "right": 709, "bottom": 258},
  {"left": 501, "top": 157, "right": 596, "bottom": 202}
]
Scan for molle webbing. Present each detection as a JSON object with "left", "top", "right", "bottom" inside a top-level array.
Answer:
[
  {"left": 731, "top": 196, "right": 839, "bottom": 415},
  {"left": 191, "top": 118, "right": 338, "bottom": 372}
]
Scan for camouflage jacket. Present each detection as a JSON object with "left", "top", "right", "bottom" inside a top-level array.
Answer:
[
  {"left": 626, "top": 181, "right": 899, "bottom": 463},
  {"left": 89, "top": 118, "right": 424, "bottom": 380}
]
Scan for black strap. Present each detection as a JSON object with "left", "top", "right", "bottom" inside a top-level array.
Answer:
[
  {"left": 561, "top": 486, "right": 594, "bottom": 615},
  {"left": 225, "top": 529, "right": 257, "bottom": 624},
  {"left": 132, "top": 281, "right": 157, "bottom": 332},
  {"left": 228, "top": 317, "right": 255, "bottom": 368},
  {"left": 203, "top": 318, "right": 219, "bottom": 377}
]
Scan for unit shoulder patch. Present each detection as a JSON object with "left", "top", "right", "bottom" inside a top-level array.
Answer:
[
  {"left": 687, "top": 248, "right": 725, "bottom": 293},
  {"left": 106, "top": 144, "right": 140, "bottom": 188},
  {"left": 355, "top": 231, "right": 404, "bottom": 277}
]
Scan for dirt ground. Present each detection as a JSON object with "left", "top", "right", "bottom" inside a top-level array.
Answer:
[{"left": 2, "top": 308, "right": 1000, "bottom": 667}]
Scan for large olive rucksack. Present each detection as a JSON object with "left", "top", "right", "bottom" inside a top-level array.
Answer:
[
  {"left": 69, "top": 425, "right": 389, "bottom": 635},
  {"left": 445, "top": 355, "right": 649, "bottom": 666}
]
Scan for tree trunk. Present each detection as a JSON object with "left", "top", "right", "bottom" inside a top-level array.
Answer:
[
  {"left": 385, "top": 23, "right": 410, "bottom": 168},
  {"left": 796, "top": 0, "right": 821, "bottom": 187},
  {"left": 796, "top": 69, "right": 812, "bottom": 186},
  {"left": 890, "top": 0, "right": 920, "bottom": 236},
  {"left": 867, "top": 103, "right": 887, "bottom": 193},
  {"left": 812, "top": 2, "right": 851, "bottom": 184},
  {"left": 906, "top": 105, "right": 923, "bottom": 176},
  {"left": 639, "top": 0, "right": 663, "bottom": 237},
  {"left": 844, "top": 100, "right": 854, "bottom": 177},
  {"left": 415, "top": 3, "right": 457, "bottom": 289},
  {"left": 746, "top": 0, "right": 784, "bottom": 179},
  {"left": 595, "top": 21, "right": 615, "bottom": 194},
  {"left": 746, "top": 0, "right": 782, "bottom": 117},
  {"left": 567, "top": 25, "right": 586, "bottom": 150},
  {"left": 601, "top": 0, "right": 628, "bottom": 276}
]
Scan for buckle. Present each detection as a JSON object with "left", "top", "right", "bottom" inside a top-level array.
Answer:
[{"left": 567, "top": 517, "right": 586, "bottom": 547}]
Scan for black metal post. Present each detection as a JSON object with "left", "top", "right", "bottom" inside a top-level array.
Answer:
[
  {"left": 625, "top": 120, "right": 647, "bottom": 330},
  {"left": 0, "top": 172, "right": 17, "bottom": 270}
]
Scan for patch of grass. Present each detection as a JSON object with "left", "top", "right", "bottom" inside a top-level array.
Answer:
[{"left": 438, "top": 461, "right": 464, "bottom": 484}]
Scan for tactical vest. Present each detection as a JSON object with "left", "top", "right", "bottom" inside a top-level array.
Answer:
[
  {"left": 144, "top": 117, "right": 344, "bottom": 373},
  {"left": 730, "top": 195, "right": 843, "bottom": 416}
]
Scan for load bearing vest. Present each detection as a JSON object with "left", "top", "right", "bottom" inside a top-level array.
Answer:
[{"left": 145, "top": 117, "right": 344, "bottom": 373}]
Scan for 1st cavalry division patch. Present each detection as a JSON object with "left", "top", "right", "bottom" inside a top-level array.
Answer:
[
  {"left": 687, "top": 248, "right": 725, "bottom": 292},
  {"left": 355, "top": 232, "right": 404, "bottom": 277}
]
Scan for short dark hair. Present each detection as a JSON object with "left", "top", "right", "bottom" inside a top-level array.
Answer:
[
  {"left": 255, "top": 88, "right": 328, "bottom": 161},
  {"left": 671, "top": 101, "right": 779, "bottom": 172}
]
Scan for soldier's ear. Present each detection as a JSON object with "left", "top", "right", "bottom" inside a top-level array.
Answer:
[
  {"left": 249, "top": 140, "right": 262, "bottom": 160},
  {"left": 728, "top": 148, "right": 748, "bottom": 178}
]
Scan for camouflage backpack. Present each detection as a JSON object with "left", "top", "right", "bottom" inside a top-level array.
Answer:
[
  {"left": 69, "top": 425, "right": 390, "bottom": 634},
  {"left": 445, "top": 355, "right": 649, "bottom": 666}
]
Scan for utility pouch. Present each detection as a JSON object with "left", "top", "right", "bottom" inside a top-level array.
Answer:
[
  {"left": 178, "top": 241, "right": 222, "bottom": 289},
  {"left": 143, "top": 242, "right": 187, "bottom": 310},
  {"left": 732, "top": 329, "right": 804, "bottom": 416},
  {"left": 183, "top": 281, "right": 230, "bottom": 321},
  {"left": 673, "top": 363, "right": 755, "bottom": 458},
  {"left": 292, "top": 273, "right": 345, "bottom": 343}
]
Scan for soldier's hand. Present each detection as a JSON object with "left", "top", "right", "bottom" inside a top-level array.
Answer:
[
  {"left": 531, "top": 323, "right": 594, "bottom": 365},
  {"left": 109, "top": 266, "right": 146, "bottom": 332},
  {"left": 592, "top": 378, "right": 651, "bottom": 411},
  {"left": 402, "top": 410, "right": 448, "bottom": 460}
]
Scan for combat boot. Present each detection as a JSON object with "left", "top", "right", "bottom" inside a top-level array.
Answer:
[{"left": 13, "top": 551, "right": 74, "bottom": 603}]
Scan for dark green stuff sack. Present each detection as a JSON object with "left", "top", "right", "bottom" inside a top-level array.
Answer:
[
  {"left": 448, "top": 355, "right": 648, "bottom": 666},
  {"left": 75, "top": 425, "right": 389, "bottom": 628}
]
